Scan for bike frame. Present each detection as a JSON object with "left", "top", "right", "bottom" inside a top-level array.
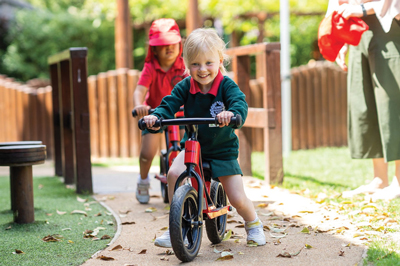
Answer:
[{"left": 174, "top": 124, "right": 231, "bottom": 220}]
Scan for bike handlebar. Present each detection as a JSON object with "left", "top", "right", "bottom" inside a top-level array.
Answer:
[
  {"left": 138, "top": 115, "right": 242, "bottom": 130},
  {"left": 132, "top": 107, "right": 184, "bottom": 117}
]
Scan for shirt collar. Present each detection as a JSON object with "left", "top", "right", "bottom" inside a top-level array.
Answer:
[{"left": 189, "top": 70, "right": 223, "bottom": 96}]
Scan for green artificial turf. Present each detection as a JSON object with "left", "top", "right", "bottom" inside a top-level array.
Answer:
[{"left": 0, "top": 176, "right": 116, "bottom": 266}]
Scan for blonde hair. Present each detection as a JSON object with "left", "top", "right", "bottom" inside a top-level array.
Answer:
[{"left": 183, "top": 28, "right": 229, "bottom": 75}]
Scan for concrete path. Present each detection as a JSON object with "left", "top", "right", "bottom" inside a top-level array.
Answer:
[{"left": 0, "top": 160, "right": 367, "bottom": 265}]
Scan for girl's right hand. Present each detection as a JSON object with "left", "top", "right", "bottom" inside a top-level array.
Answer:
[
  {"left": 133, "top": 105, "right": 151, "bottom": 118},
  {"left": 336, "top": 44, "right": 348, "bottom": 72},
  {"left": 143, "top": 115, "right": 160, "bottom": 130}
]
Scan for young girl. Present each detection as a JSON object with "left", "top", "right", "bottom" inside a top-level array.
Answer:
[
  {"left": 133, "top": 18, "right": 188, "bottom": 204},
  {"left": 142, "top": 28, "right": 266, "bottom": 247}
]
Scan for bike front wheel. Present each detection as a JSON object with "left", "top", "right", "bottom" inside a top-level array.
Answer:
[
  {"left": 205, "top": 181, "right": 227, "bottom": 244},
  {"left": 169, "top": 184, "right": 203, "bottom": 262}
]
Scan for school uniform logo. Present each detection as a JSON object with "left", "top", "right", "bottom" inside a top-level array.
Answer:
[{"left": 210, "top": 101, "right": 225, "bottom": 117}]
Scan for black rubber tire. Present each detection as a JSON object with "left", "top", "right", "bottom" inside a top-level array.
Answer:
[
  {"left": 205, "top": 181, "right": 227, "bottom": 244},
  {"left": 160, "top": 182, "right": 169, "bottom": 203},
  {"left": 159, "top": 152, "right": 169, "bottom": 203},
  {"left": 170, "top": 185, "right": 203, "bottom": 262}
]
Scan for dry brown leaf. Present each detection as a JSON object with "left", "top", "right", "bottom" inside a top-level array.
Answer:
[
  {"left": 160, "top": 256, "right": 169, "bottom": 261},
  {"left": 13, "top": 249, "right": 24, "bottom": 254},
  {"left": 121, "top": 221, "right": 136, "bottom": 225},
  {"left": 277, "top": 251, "right": 292, "bottom": 258},
  {"left": 101, "top": 235, "right": 111, "bottom": 240},
  {"left": 111, "top": 245, "right": 123, "bottom": 251},
  {"left": 138, "top": 249, "right": 147, "bottom": 254},
  {"left": 97, "top": 255, "right": 115, "bottom": 261},
  {"left": 339, "top": 250, "right": 345, "bottom": 256},
  {"left": 42, "top": 234, "right": 63, "bottom": 242},
  {"left": 94, "top": 213, "right": 102, "bottom": 217}
]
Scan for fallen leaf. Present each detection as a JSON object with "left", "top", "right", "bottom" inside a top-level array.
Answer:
[
  {"left": 160, "top": 226, "right": 168, "bottom": 231},
  {"left": 246, "top": 240, "right": 258, "bottom": 247},
  {"left": 145, "top": 207, "right": 157, "bottom": 213},
  {"left": 70, "top": 210, "right": 87, "bottom": 216},
  {"left": 109, "top": 245, "right": 121, "bottom": 251},
  {"left": 97, "top": 255, "right": 114, "bottom": 261},
  {"left": 256, "top": 203, "right": 268, "bottom": 208},
  {"left": 165, "top": 249, "right": 174, "bottom": 255},
  {"left": 138, "top": 249, "right": 147, "bottom": 254},
  {"left": 298, "top": 210, "right": 313, "bottom": 214},
  {"left": 13, "top": 249, "right": 24, "bottom": 254},
  {"left": 42, "top": 235, "right": 63, "bottom": 242},
  {"left": 305, "top": 244, "right": 313, "bottom": 249},
  {"left": 222, "top": 229, "right": 232, "bottom": 241},
  {"left": 121, "top": 221, "right": 136, "bottom": 225},
  {"left": 216, "top": 251, "right": 234, "bottom": 261},
  {"left": 339, "top": 250, "right": 345, "bottom": 256},
  {"left": 101, "top": 235, "right": 111, "bottom": 240},
  {"left": 277, "top": 251, "right": 292, "bottom": 258},
  {"left": 269, "top": 232, "right": 287, "bottom": 238},
  {"left": 300, "top": 227, "right": 310, "bottom": 234},
  {"left": 5, "top": 226, "right": 11, "bottom": 230},
  {"left": 68, "top": 240, "right": 74, "bottom": 244},
  {"left": 160, "top": 256, "right": 169, "bottom": 261},
  {"left": 77, "top": 196, "right": 88, "bottom": 203},
  {"left": 57, "top": 210, "right": 66, "bottom": 215}
]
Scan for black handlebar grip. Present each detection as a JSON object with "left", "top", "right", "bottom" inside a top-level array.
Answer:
[
  {"left": 138, "top": 118, "right": 162, "bottom": 130},
  {"left": 233, "top": 114, "right": 242, "bottom": 127},
  {"left": 132, "top": 108, "right": 155, "bottom": 118}
]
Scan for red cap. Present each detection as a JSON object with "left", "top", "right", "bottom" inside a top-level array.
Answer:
[{"left": 148, "top": 18, "right": 181, "bottom": 46}]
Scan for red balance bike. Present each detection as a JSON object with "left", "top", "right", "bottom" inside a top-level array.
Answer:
[
  {"left": 138, "top": 115, "right": 242, "bottom": 262},
  {"left": 132, "top": 108, "right": 183, "bottom": 203}
]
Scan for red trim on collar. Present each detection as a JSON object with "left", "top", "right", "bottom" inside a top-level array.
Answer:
[{"left": 189, "top": 71, "right": 223, "bottom": 96}]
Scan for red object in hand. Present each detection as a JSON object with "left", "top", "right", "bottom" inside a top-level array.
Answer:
[{"left": 318, "top": 11, "right": 369, "bottom": 62}]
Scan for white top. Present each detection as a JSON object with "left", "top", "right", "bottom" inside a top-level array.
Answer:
[{"left": 326, "top": 0, "right": 400, "bottom": 32}]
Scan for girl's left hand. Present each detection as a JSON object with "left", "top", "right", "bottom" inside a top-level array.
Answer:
[{"left": 216, "top": 111, "right": 234, "bottom": 127}]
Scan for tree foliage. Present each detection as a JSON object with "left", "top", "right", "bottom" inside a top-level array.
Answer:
[{"left": 1, "top": 0, "right": 329, "bottom": 81}]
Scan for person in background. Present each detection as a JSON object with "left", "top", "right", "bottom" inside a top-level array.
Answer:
[
  {"left": 133, "top": 18, "right": 187, "bottom": 204},
  {"left": 142, "top": 28, "right": 266, "bottom": 248},
  {"left": 327, "top": 0, "right": 400, "bottom": 200}
]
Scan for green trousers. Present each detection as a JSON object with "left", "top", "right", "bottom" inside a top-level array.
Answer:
[{"left": 348, "top": 16, "right": 400, "bottom": 162}]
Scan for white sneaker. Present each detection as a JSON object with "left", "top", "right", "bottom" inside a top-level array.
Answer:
[
  {"left": 245, "top": 217, "right": 266, "bottom": 246},
  {"left": 341, "top": 177, "right": 383, "bottom": 198},
  {"left": 154, "top": 230, "right": 172, "bottom": 248},
  {"left": 368, "top": 177, "right": 400, "bottom": 201},
  {"left": 136, "top": 175, "right": 150, "bottom": 204},
  {"left": 154, "top": 230, "right": 189, "bottom": 248}
]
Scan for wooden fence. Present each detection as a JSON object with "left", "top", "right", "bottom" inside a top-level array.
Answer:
[{"left": 0, "top": 60, "right": 347, "bottom": 161}]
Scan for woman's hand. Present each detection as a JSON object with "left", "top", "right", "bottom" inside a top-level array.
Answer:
[
  {"left": 216, "top": 111, "right": 234, "bottom": 127},
  {"left": 337, "top": 3, "right": 364, "bottom": 19},
  {"left": 133, "top": 105, "right": 151, "bottom": 118},
  {"left": 336, "top": 44, "right": 348, "bottom": 72},
  {"left": 143, "top": 115, "right": 160, "bottom": 130}
]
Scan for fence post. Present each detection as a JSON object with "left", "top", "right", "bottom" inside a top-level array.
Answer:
[{"left": 48, "top": 47, "right": 93, "bottom": 194}]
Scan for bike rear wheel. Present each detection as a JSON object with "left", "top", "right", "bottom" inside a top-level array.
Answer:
[
  {"left": 170, "top": 184, "right": 203, "bottom": 262},
  {"left": 159, "top": 152, "right": 169, "bottom": 203},
  {"left": 205, "top": 181, "right": 227, "bottom": 244}
]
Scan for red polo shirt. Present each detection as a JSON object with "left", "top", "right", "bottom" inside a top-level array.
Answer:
[{"left": 138, "top": 57, "right": 187, "bottom": 108}]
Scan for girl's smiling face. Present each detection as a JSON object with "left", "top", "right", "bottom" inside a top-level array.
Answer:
[{"left": 188, "top": 48, "right": 222, "bottom": 92}]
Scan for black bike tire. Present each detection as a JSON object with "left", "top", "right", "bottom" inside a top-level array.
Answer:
[
  {"left": 159, "top": 153, "right": 169, "bottom": 203},
  {"left": 170, "top": 185, "right": 203, "bottom": 262},
  {"left": 205, "top": 181, "right": 227, "bottom": 244}
]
